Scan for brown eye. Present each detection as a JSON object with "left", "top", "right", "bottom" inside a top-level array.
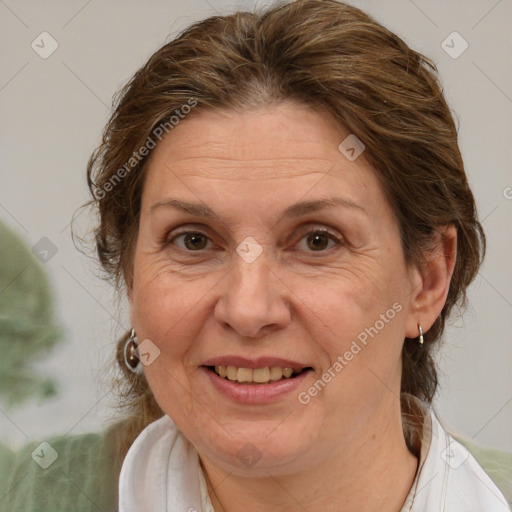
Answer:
[
  {"left": 167, "top": 231, "right": 212, "bottom": 251},
  {"left": 182, "top": 232, "right": 209, "bottom": 250},
  {"left": 306, "top": 232, "right": 331, "bottom": 251},
  {"left": 295, "top": 228, "right": 342, "bottom": 254}
]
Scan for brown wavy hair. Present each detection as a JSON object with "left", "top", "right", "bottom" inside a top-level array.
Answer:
[{"left": 85, "top": 0, "right": 485, "bottom": 435}]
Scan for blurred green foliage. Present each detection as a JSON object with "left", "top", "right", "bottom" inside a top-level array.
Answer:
[{"left": 0, "top": 221, "right": 63, "bottom": 408}]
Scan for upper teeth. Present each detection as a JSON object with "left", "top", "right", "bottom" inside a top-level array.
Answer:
[{"left": 214, "top": 365, "right": 298, "bottom": 384}]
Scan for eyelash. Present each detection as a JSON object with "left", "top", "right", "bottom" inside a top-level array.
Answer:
[{"left": 163, "top": 225, "right": 345, "bottom": 256}]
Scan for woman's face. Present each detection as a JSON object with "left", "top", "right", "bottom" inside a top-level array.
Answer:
[{"left": 129, "top": 102, "right": 423, "bottom": 476}]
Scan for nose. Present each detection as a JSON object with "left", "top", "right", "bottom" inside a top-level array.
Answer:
[{"left": 214, "top": 253, "right": 291, "bottom": 339}]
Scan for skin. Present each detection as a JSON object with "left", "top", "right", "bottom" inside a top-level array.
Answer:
[{"left": 128, "top": 101, "right": 457, "bottom": 512}]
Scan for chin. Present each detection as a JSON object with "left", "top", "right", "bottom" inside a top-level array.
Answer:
[{"left": 193, "top": 418, "right": 316, "bottom": 476}]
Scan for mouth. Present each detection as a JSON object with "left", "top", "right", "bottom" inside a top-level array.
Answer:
[
  {"left": 199, "top": 356, "right": 314, "bottom": 403},
  {"left": 205, "top": 365, "right": 313, "bottom": 385}
]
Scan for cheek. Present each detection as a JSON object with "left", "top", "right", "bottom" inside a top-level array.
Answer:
[
  {"left": 130, "top": 266, "right": 206, "bottom": 414},
  {"left": 130, "top": 254, "right": 206, "bottom": 356},
  {"left": 289, "top": 262, "right": 388, "bottom": 343},
  {"left": 294, "top": 254, "right": 407, "bottom": 371}
]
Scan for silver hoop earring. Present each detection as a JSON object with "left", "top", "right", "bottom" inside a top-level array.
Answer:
[
  {"left": 124, "top": 328, "right": 142, "bottom": 375},
  {"left": 418, "top": 324, "right": 424, "bottom": 346}
]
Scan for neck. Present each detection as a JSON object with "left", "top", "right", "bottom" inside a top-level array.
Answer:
[{"left": 201, "top": 396, "right": 419, "bottom": 512}]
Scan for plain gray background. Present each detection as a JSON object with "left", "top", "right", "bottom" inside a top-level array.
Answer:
[{"left": 1, "top": 0, "right": 511, "bottom": 453}]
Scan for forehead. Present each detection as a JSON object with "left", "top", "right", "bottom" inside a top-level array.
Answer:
[{"left": 141, "top": 102, "right": 388, "bottom": 218}]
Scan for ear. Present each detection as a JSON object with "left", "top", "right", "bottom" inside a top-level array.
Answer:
[{"left": 404, "top": 225, "right": 457, "bottom": 339}]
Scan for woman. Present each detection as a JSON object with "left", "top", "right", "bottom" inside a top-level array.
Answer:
[
  {"left": 93, "top": 0, "right": 510, "bottom": 510},
  {"left": 2, "top": 1, "right": 510, "bottom": 511}
]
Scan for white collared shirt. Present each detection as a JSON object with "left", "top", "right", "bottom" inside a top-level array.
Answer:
[
  {"left": 401, "top": 401, "right": 510, "bottom": 511},
  {"left": 119, "top": 401, "right": 510, "bottom": 512}
]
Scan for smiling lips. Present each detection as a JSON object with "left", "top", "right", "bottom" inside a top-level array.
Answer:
[
  {"left": 201, "top": 357, "right": 313, "bottom": 404},
  {"left": 212, "top": 365, "right": 304, "bottom": 384},
  {"left": 202, "top": 357, "right": 312, "bottom": 385}
]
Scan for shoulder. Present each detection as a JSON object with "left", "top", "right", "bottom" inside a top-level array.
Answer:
[
  {"left": 417, "top": 411, "right": 511, "bottom": 511},
  {"left": 0, "top": 422, "right": 131, "bottom": 512},
  {"left": 452, "top": 432, "right": 512, "bottom": 508}
]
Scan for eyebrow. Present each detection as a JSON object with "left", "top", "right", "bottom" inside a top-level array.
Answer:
[{"left": 150, "top": 196, "right": 367, "bottom": 220}]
